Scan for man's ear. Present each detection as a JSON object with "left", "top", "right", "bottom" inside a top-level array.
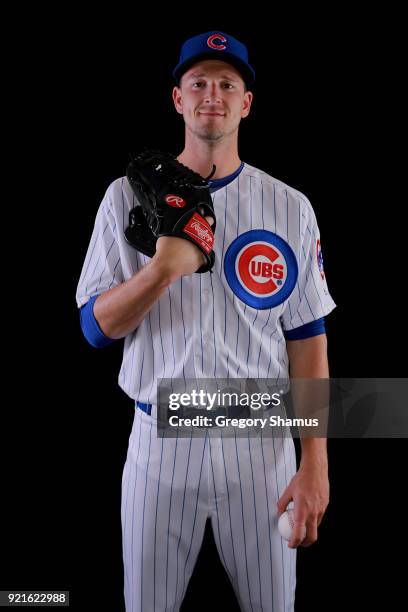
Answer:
[
  {"left": 172, "top": 86, "right": 183, "bottom": 115},
  {"left": 242, "top": 91, "right": 254, "bottom": 118}
]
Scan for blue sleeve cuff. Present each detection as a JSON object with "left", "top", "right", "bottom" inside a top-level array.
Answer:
[
  {"left": 79, "top": 295, "right": 116, "bottom": 348},
  {"left": 283, "top": 317, "right": 325, "bottom": 341}
]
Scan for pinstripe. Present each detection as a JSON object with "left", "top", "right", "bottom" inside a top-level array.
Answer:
[
  {"left": 172, "top": 431, "right": 194, "bottom": 611},
  {"left": 108, "top": 258, "right": 121, "bottom": 289},
  {"left": 129, "top": 414, "right": 143, "bottom": 612},
  {"left": 234, "top": 430, "right": 254, "bottom": 612},
  {"left": 120, "top": 178, "right": 127, "bottom": 235},
  {"left": 209, "top": 271, "right": 217, "bottom": 377},
  {"left": 247, "top": 432, "right": 264, "bottom": 610},
  {"left": 180, "top": 431, "right": 209, "bottom": 605},
  {"left": 78, "top": 229, "right": 99, "bottom": 287},
  {"left": 238, "top": 177, "right": 254, "bottom": 379},
  {"left": 235, "top": 174, "right": 241, "bottom": 377},
  {"left": 281, "top": 434, "right": 296, "bottom": 611},
  {"left": 121, "top": 257, "right": 139, "bottom": 388},
  {"left": 287, "top": 442, "right": 297, "bottom": 611},
  {"left": 260, "top": 429, "right": 275, "bottom": 609},
  {"left": 222, "top": 187, "right": 229, "bottom": 376},
  {"left": 300, "top": 241, "right": 319, "bottom": 319},
  {"left": 84, "top": 221, "right": 109, "bottom": 294},
  {"left": 123, "top": 412, "right": 141, "bottom": 604},
  {"left": 122, "top": 462, "right": 131, "bottom": 601},
  {"left": 157, "top": 298, "right": 166, "bottom": 374},
  {"left": 147, "top": 312, "right": 155, "bottom": 404},
  {"left": 283, "top": 188, "right": 297, "bottom": 328},
  {"left": 294, "top": 200, "right": 304, "bottom": 309},
  {"left": 257, "top": 309, "right": 273, "bottom": 378},
  {"left": 208, "top": 439, "right": 235, "bottom": 582},
  {"left": 199, "top": 273, "right": 204, "bottom": 373},
  {"left": 221, "top": 182, "right": 234, "bottom": 377},
  {"left": 247, "top": 310, "right": 258, "bottom": 377},
  {"left": 272, "top": 426, "right": 287, "bottom": 612},
  {"left": 139, "top": 417, "right": 153, "bottom": 612},
  {"left": 168, "top": 289, "right": 177, "bottom": 379},
  {"left": 105, "top": 202, "right": 117, "bottom": 233},
  {"left": 134, "top": 338, "right": 145, "bottom": 406},
  {"left": 180, "top": 279, "right": 187, "bottom": 380},
  {"left": 165, "top": 432, "right": 180, "bottom": 611},
  {"left": 153, "top": 436, "right": 165, "bottom": 611},
  {"left": 95, "top": 241, "right": 118, "bottom": 290},
  {"left": 273, "top": 183, "right": 276, "bottom": 233},
  {"left": 219, "top": 433, "right": 240, "bottom": 590},
  {"left": 250, "top": 176, "right": 253, "bottom": 228},
  {"left": 276, "top": 340, "right": 282, "bottom": 381},
  {"left": 266, "top": 329, "right": 279, "bottom": 379}
]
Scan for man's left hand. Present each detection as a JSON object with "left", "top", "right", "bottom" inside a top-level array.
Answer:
[{"left": 277, "top": 462, "right": 330, "bottom": 548}]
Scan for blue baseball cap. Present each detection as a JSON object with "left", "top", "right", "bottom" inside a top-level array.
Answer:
[{"left": 173, "top": 31, "right": 255, "bottom": 88}]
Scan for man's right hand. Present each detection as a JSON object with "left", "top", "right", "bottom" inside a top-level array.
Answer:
[{"left": 151, "top": 218, "right": 214, "bottom": 282}]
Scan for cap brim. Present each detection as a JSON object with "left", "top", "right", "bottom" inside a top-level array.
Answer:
[{"left": 173, "top": 51, "right": 255, "bottom": 88}]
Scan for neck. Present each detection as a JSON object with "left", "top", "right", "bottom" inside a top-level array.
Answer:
[{"left": 177, "top": 130, "right": 242, "bottom": 180}]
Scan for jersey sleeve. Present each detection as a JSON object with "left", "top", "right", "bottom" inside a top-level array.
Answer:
[
  {"left": 280, "top": 200, "right": 336, "bottom": 331},
  {"left": 75, "top": 183, "right": 124, "bottom": 308}
]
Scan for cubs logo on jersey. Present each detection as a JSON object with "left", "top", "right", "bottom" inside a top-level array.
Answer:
[{"left": 224, "top": 230, "right": 298, "bottom": 309}]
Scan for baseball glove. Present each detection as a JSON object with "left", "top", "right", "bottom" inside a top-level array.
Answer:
[{"left": 124, "top": 149, "right": 216, "bottom": 273}]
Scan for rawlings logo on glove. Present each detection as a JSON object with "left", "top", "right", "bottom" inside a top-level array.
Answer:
[
  {"left": 184, "top": 214, "right": 214, "bottom": 253},
  {"left": 165, "top": 194, "right": 187, "bottom": 208},
  {"left": 124, "top": 149, "right": 216, "bottom": 273}
]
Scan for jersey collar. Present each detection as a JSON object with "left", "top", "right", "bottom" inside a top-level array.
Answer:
[{"left": 208, "top": 162, "right": 245, "bottom": 193}]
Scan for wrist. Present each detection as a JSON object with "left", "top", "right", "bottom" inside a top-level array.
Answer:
[
  {"left": 149, "top": 256, "right": 180, "bottom": 287},
  {"left": 300, "top": 438, "right": 328, "bottom": 467}
]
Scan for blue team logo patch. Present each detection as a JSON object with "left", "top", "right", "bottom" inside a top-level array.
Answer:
[
  {"left": 316, "top": 239, "right": 325, "bottom": 280},
  {"left": 224, "top": 230, "right": 298, "bottom": 309}
]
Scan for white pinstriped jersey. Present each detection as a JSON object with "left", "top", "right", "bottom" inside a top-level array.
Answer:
[{"left": 76, "top": 162, "right": 336, "bottom": 404}]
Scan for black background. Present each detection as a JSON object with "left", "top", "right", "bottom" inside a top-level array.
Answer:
[{"left": 2, "top": 7, "right": 406, "bottom": 611}]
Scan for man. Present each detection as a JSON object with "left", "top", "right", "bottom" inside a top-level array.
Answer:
[{"left": 76, "top": 30, "right": 336, "bottom": 612}]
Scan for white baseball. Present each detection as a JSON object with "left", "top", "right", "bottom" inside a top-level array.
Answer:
[{"left": 278, "top": 509, "right": 306, "bottom": 541}]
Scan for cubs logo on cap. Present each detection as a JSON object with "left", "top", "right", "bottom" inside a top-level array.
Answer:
[
  {"left": 207, "top": 33, "right": 227, "bottom": 50},
  {"left": 224, "top": 230, "right": 298, "bottom": 309}
]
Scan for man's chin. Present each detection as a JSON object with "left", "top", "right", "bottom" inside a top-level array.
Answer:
[{"left": 196, "top": 128, "right": 224, "bottom": 142}]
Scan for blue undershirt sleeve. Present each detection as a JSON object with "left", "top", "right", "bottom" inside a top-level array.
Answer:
[
  {"left": 283, "top": 317, "right": 325, "bottom": 341},
  {"left": 79, "top": 294, "right": 116, "bottom": 348}
]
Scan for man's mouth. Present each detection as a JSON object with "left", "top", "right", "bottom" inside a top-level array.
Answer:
[{"left": 199, "top": 111, "right": 225, "bottom": 116}]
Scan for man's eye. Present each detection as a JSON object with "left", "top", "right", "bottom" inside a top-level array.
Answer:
[{"left": 193, "top": 81, "right": 234, "bottom": 89}]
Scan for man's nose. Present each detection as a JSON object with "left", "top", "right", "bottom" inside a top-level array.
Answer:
[{"left": 203, "top": 83, "right": 223, "bottom": 103}]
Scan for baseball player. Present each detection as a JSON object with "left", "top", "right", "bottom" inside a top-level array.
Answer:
[{"left": 76, "top": 30, "right": 336, "bottom": 612}]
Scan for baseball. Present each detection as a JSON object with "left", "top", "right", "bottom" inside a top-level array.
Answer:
[{"left": 278, "top": 509, "right": 306, "bottom": 541}]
